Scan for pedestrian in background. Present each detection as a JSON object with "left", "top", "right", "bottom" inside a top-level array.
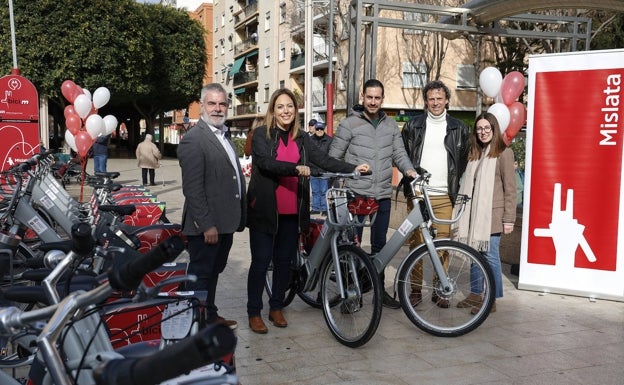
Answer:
[
  {"left": 93, "top": 134, "right": 110, "bottom": 173},
  {"left": 178, "top": 83, "right": 246, "bottom": 330},
  {"left": 309, "top": 121, "right": 332, "bottom": 216},
  {"left": 307, "top": 119, "right": 317, "bottom": 135},
  {"left": 136, "top": 133, "right": 161, "bottom": 186}
]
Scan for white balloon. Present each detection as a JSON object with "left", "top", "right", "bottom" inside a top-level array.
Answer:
[
  {"left": 103, "top": 115, "right": 118, "bottom": 135},
  {"left": 82, "top": 88, "right": 91, "bottom": 101},
  {"left": 487, "top": 103, "right": 511, "bottom": 133},
  {"left": 74, "top": 94, "right": 92, "bottom": 119},
  {"left": 64, "top": 130, "right": 78, "bottom": 152},
  {"left": 85, "top": 114, "right": 105, "bottom": 139},
  {"left": 479, "top": 67, "right": 503, "bottom": 99},
  {"left": 92, "top": 87, "right": 111, "bottom": 109}
]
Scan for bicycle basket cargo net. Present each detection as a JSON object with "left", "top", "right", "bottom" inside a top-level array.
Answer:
[{"left": 347, "top": 195, "right": 378, "bottom": 215}]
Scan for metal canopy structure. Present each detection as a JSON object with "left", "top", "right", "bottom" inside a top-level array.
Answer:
[{"left": 346, "top": 0, "right": 621, "bottom": 109}]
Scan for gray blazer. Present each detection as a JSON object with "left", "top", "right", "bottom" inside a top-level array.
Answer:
[{"left": 178, "top": 119, "right": 247, "bottom": 236}]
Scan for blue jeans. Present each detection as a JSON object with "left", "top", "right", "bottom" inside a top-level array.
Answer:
[
  {"left": 310, "top": 177, "right": 328, "bottom": 212},
  {"left": 186, "top": 233, "right": 234, "bottom": 322},
  {"left": 356, "top": 198, "right": 391, "bottom": 282},
  {"left": 247, "top": 215, "right": 298, "bottom": 317},
  {"left": 93, "top": 154, "right": 107, "bottom": 173},
  {"left": 470, "top": 234, "right": 503, "bottom": 298}
]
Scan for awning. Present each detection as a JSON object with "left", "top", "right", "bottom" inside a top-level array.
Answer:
[
  {"left": 234, "top": 87, "right": 246, "bottom": 95},
  {"left": 246, "top": 51, "right": 258, "bottom": 58},
  {"left": 229, "top": 56, "right": 245, "bottom": 77}
]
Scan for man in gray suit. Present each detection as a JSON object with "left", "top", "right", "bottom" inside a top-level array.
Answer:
[{"left": 178, "top": 83, "right": 247, "bottom": 329}]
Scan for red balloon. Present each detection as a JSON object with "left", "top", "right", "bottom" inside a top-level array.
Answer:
[
  {"left": 501, "top": 71, "right": 526, "bottom": 105},
  {"left": 502, "top": 131, "right": 512, "bottom": 146},
  {"left": 64, "top": 105, "right": 76, "bottom": 119},
  {"left": 75, "top": 131, "right": 93, "bottom": 158},
  {"left": 61, "top": 80, "right": 78, "bottom": 103},
  {"left": 505, "top": 102, "right": 526, "bottom": 142},
  {"left": 65, "top": 113, "right": 82, "bottom": 135}
]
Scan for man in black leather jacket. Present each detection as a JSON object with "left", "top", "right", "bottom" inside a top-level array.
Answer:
[{"left": 401, "top": 80, "right": 469, "bottom": 308}]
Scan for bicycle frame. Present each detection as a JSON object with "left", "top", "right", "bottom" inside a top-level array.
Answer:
[
  {"left": 301, "top": 186, "right": 368, "bottom": 300},
  {"left": 370, "top": 177, "right": 468, "bottom": 296}
]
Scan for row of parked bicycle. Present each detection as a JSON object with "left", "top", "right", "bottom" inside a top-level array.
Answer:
[
  {"left": 0, "top": 149, "right": 498, "bottom": 383},
  {"left": 0, "top": 150, "right": 238, "bottom": 385}
]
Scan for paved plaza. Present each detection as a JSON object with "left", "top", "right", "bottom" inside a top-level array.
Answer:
[{"left": 53, "top": 157, "right": 624, "bottom": 384}]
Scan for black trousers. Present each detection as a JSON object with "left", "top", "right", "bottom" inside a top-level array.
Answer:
[{"left": 141, "top": 168, "right": 155, "bottom": 185}]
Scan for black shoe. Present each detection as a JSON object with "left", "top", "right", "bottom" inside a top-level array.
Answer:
[
  {"left": 320, "top": 211, "right": 327, "bottom": 216},
  {"left": 382, "top": 291, "right": 400, "bottom": 309},
  {"left": 310, "top": 210, "right": 319, "bottom": 215},
  {"left": 150, "top": 182, "right": 157, "bottom": 186}
]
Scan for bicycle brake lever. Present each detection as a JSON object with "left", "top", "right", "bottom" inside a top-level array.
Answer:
[{"left": 134, "top": 275, "right": 198, "bottom": 301}]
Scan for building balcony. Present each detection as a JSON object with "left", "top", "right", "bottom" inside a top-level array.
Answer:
[
  {"left": 235, "top": 102, "right": 258, "bottom": 116},
  {"left": 233, "top": 71, "right": 258, "bottom": 87},
  {"left": 234, "top": 2, "right": 258, "bottom": 27},
  {"left": 235, "top": 37, "right": 258, "bottom": 56},
  {"left": 290, "top": 51, "right": 335, "bottom": 73}
]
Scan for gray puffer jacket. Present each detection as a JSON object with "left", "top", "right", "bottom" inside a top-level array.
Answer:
[{"left": 329, "top": 110, "right": 414, "bottom": 199}]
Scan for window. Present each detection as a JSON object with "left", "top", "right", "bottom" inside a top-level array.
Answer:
[
  {"left": 402, "top": 62, "right": 427, "bottom": 88},
  {"left": 264, "top": 84, "right": 270, "bottom": 102},
  {"left": 456, "top": 64, "right": 477, "bottom": 89},
  {"left": 221, "top": 13, "right": 225, "bottom": 27},
  {"left": 403, "top": 12, "right": 424, "bottom": 35},
  {"left": 265, "top": 11, "right": 271, "bottom": 31},
  {"left": 279, "top": 3, "right": 286, "bottom": 24},
  {"left": 278, "top": 41, "right": 286, "bottom": 61},
  {"left": 214, "top": 45, "right": 219, "bottom": 58},
  {"left": 279, "top": 80, "right": 285, "bottom": 89},
  {"left": 264, "top": 47, "right": 270, "bottom": 67},
  {"left": 220, "top": 39, "right": 225, "bottom": 55}
]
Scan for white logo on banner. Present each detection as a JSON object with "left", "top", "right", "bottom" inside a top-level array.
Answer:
[{"left": 534, "top": 183, "right": 597, "bottom": 264}]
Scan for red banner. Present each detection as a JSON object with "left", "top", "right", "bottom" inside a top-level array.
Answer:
[
  {"left": 0, "top": 72, "right": 40, "bottom": 171},
  {"left": 528, "top": 69, "right": 623, "bottom": 271}
]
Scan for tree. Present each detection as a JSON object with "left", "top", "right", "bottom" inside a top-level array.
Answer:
[{"left": 0, "top": 0, "right": 206, "bottom": 145}]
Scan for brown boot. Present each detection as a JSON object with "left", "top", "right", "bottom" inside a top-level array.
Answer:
[
  {"left": 249, "top": 316, "right": 268, "bottom": 334},
  {"left": 471, "top": 299, "right": 496, "bottom": 315},
  {"left": 409, "top": 290, "right": 422, "bottom": 306},
  {"left": 268, "top": 309, "right": 288, "bottom": 328},
  {"left": 457, "top": 293, "right": 482, "bottom": 308}
]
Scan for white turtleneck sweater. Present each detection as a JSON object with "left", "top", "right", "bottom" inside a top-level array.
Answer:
[{"left": 420, "top": 110, "right": 448, "bottom": 194}]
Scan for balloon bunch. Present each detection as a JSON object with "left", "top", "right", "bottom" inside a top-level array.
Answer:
[
  {"left": 479, "top": 67, "right": 527, "bottom": 145},
  {"left": 61, "top": 80, "right": 118, "bottom": 158}
]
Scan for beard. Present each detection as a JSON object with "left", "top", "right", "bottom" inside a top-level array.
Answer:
[{"left": 202, "top": 111, "right": 226, "bottom": 127}]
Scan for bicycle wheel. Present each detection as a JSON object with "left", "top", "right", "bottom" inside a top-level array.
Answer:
[
  {"left": 320, "top": 244, "right": 382, "bottom": 348},
  {"left": 396, "top": 240, "right": 495, "bottom": 337},
  {"left": 264, "top": 260, "right": 297, "bottom": 307}
]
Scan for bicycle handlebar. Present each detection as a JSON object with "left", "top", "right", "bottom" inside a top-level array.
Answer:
[
  {"left": 107, "top": 236, "right": 185, "bottom": 291},
  {"left": 92, "top": 323, "right": 236, "bottom": 385},
  {"left": 313, "top": 170, "right": 372, "bottom": 178}
]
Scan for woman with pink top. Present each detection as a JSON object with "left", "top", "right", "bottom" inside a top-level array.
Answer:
[{"left": 245, "top": 88, "right": 369, "bottom": 334}]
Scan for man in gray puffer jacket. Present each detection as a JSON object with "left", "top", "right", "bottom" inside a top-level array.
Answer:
[{"left": 329, "top": 79, "right": 418, "bottom": 309}]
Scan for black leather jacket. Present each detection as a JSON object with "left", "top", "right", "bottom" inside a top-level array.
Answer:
[{"left": 401, "top": 113, "right": 469, "bottom": 199}]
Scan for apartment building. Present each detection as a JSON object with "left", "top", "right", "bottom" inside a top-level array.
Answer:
[{"left": 210, "top": 0, "right": 484, "bottom": 135}]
